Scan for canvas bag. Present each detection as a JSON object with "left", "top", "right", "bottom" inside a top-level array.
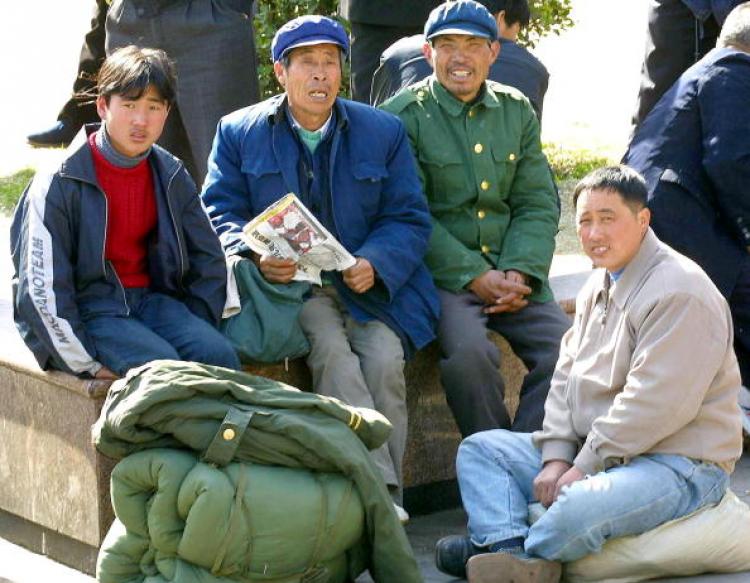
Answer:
[
  {"left": 221, "top": 258, "right": 311, "bottom": 363},
  {"left": 528, "top": 490, "right": 750, "bottom": 582}
]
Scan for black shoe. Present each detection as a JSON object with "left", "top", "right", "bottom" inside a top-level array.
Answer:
[
  {"left": 27, "top": 118, "right": 81, "bottom": 148},
  {"left": 435, "top": 535, "right": 487, "bottom": 578}
]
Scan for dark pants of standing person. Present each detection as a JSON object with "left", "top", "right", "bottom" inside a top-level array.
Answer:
[
  {"left": 730, "top": 259, "right": 750, "bottom": 387},
  {"left": 632, "top": 0, "right": 719, "bottom": 129},
  {"left": 649, "top": 180, "right": 750, "bottom": 387},
  {"left": 58, "top": 0, "right": 109, "bottom": 127},
  {"left": 349, "top": 22, "right": 421, "bottom": 103},
  {"left": 437, "top": 290, "right": 571, "bottom": 438},
  {"left": 106, "top": 0, "right": 260, "bottom": 184}
]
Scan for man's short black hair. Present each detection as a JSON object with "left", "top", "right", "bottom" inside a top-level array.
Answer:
[
  {"left": 97, "top": 45, "right": 176, "bottom": 105},
  {"left": 573, "top": 165, "right": 649, "bottom": 212},
  {"left": 481, "top": 0, "right": 531, "bottom": 27}
]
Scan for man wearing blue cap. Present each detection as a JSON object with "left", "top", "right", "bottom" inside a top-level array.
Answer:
[
  {"left": 382, "top": 1, "right": 569, "bottom": 442},
  {"left": 201, "top": 15, "right": 440, "bottom": 523}
]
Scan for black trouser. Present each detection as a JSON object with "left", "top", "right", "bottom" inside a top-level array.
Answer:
[
  {"left": 649, "top": 179, "right": 750, "bottom": 386},
  {"left": 349, "top": 21, "right": 421, "bottom": 103},
  {"left": 58, "top": 0, "right": 108, "bottom": 125},
  {"left": 437, "top": 289, "right": 571, "bottom": 437},
  {"left": 730, "top": 258, "right": 750, "bottom": 387},
  {"left": 632, "top": 0, "right": 719, "bottom": 129}
]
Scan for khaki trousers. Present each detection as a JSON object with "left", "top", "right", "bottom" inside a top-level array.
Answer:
[{"left": 299, "top": 287, "right": 406, "bottom": 502}]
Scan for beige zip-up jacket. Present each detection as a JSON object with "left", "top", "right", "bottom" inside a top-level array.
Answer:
[{"left": 533, "top": 229, "right": 743, "bottom": 475}]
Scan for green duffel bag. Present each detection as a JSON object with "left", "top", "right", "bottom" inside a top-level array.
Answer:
[{"left": 97, "top": 448, "right": 366, "bottom": 583}]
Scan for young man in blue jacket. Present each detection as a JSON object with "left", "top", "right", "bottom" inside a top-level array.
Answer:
[
  {"left": 11, "top": 46, "right": 239, "bottom": 380},
  {"left": 201, "top": 15, "right": 440, "bottom": 521}
]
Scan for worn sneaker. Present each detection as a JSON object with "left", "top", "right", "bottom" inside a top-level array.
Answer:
[
  {"left": 435, "top": 535, "right": 486, "bottom": 578},
  {"left": 467, "top": 551, "right": 562, "bottom": 583},
  {"left": 394, "top": 503, "right": 410, "bottom": 524}
]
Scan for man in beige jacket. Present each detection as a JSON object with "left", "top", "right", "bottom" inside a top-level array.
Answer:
[{"left": 435, "top": 165, "right": 744, "bottom": 583}]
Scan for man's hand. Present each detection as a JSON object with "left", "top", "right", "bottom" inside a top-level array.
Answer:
[
  {"left": 468, "top": 270, "right": 513, "bottom": 304},
  {"left": 553, "top": 466, "right": 585, "bottom": 502},
  {"left": 95, "top": 366, "right": 118, "bottom": 380},
  {"left": 533, "top": 460, "right": 572, "bottom": 507},
  {"left": 469, "top": 270, "right": 531, "bottom": 310},
  {"left": 343, "top": 257, "right": 375, "bottom": 293},
  {"left": 256, "top": 255, "right": 297, "bottom": 284},
  {"left": 484, "top": 270, "right": 531, "bottom": 314}
]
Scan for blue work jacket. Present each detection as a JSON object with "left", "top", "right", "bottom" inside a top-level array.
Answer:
[{"left": 201, "top": 95, "right": 439, "bottom": 354}]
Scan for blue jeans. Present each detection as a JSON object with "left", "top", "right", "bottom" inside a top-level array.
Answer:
[
  {"left": 457, "top": 430, "right": 729, "bottom": 562},
  {"left": 84, "top": 289, "right": 240, "bottom": 376}
]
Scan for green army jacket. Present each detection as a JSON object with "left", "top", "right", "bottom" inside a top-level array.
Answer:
[{"left": 382, "top": 77, "right": 559, "bottom": 302}]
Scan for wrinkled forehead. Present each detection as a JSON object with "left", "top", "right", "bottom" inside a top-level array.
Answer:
[
  {"left": 285, "top": 42, "right": 342, "bottom": 61},
  {"left": 432, "top": 32, "right": 491, "bottom": 44}
]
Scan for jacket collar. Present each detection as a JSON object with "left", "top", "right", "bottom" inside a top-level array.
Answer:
[
  {"left": 268, "top": 94, "right": 349, "bottom": 132},
  {"left": 58, "top": 122, "right": 183, "bottom": 187},
  {"left": 428, "top": 75, "right": 501, "bottom": 117},
  {"left": 591, "top": 228, "right": 662, "bottom": 309},
  {"left": 267, "top": 94, "right": 349, "bottom": 195}
]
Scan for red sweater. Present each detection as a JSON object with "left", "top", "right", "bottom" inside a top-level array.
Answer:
[{"left": 89, "top": 132, "right": 157, "bottom": 288}]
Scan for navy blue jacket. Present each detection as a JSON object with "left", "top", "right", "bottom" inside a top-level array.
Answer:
[
  {"left": 682, "top": 0, "right": 743, "bottom": 24},
  {"left": 10, "top": 126, "right": 228, "bottom": 375},
  {"left": 201, "top": 95, "right": 439, "bottom": 354},
  {"left": 624, "top": 47, "right": 750, "bottom": 297},
  {"left": 370, "top": 35, "right": 549, "bottom": 121}
]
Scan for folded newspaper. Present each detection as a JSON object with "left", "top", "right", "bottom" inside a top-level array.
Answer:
[{"left": 241, "top": 193, "right": 356, "bottom": 285}]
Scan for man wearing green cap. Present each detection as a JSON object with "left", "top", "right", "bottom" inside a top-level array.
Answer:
[{"left": 382, "top": 0, "right": 569, "bottom": 441}]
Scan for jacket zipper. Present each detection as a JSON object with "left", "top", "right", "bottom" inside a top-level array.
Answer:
[
  {"left": 98, "top": 186, "right": 130, "bottom": 315},
  {"left": 328, "top": 124, "right": 344, "bottom": 239},
  {"left": 601, "top": 276, "right": 611, "bottom": 325},
  {"left": 164, "top": 165, "right": 187, "bottom": 291}
]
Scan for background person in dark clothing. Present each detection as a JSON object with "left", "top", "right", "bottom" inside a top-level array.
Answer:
[
  {"left": 26, "top": 0, "right": 108, "bottom": 148},
  {"left": 105, "top": 0, "right": 260, "bottom": 184},
  {"left": 339, "top": 0, "right": 441, "bottom": 102},
  {"left": 370, "top": 0, "right": 548, "bottom": 122},
  {"left": 27, "top": 0, "right": 260, "bottom": 185},
  {"left": 631, "top": 0, "right": 744, "bottom": 130},
  {"left": 624, "top": 2, "right": 750, "bottom": 431}
]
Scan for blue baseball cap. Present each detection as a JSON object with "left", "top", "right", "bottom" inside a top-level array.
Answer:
[
  {"left": 424, "top": 0, "right": 498, "bottom": 41},
  {"left": 271, "top": 15, "right": 350, "bottom": 63}
]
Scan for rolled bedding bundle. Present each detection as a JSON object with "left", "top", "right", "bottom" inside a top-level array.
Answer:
[{"left": 97, "top": 448, "right": 366, "bottom": 583}]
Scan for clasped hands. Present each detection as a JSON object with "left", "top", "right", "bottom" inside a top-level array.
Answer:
[
  {"left": 532, "top": 460, "right": 585, "bottom": 508},
  {"left": 468, "top": 269, "right": 532, "bottom": 313},
  {"left": 255, "top": 254, "right": 375, "bottom": 294}
]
